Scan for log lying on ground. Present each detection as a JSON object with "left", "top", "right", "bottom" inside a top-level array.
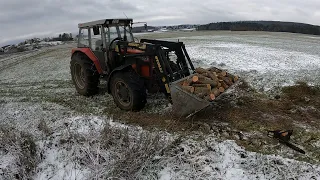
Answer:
[{"left": 178, "top": 67, "right": 239, "bottom": 102}]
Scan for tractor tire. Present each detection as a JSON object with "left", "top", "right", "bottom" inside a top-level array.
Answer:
[
  {"left": 110, "top": 70, "right": 147, "bottom": 111},
  {"left": 70, "top": 53, "right": 100, "bottom": 96}
]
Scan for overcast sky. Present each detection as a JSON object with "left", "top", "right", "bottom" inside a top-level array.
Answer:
[{"left": 1, "top": 0, "right": 320, "bottom": 46}]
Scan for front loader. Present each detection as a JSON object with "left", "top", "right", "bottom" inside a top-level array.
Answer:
[{"left": 70, "top": 18, "right": 232, "bottom": 117}]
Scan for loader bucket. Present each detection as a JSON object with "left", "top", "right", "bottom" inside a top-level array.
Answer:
[
  {"left": 170, "top": 75, "right": 239, "bottom": 117},
  {"left": 170, "top": 76, "right": 211, "bottom": 117}
]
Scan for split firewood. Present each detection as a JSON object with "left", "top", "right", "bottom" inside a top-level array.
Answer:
[
  {"left": 182, "top": 79, "right": 193, "bottom": 86},
  {"left": 233, "top": 76, "right": 239, "bottom": 82},
  {"left": 181, "top": 86, "right": 195, "bottom": 93},
  {"left": 192, "top": 84, "right": 211, "bottom": 89},
  {"left": 222, "top": 77, "right": 233, "bottom": 86},
  {"left": 219, "top": 87, "right": 225, "bottom": 93},
  {"left": 179, "top": 67, "right": 239, "bottom": 102},
  {"left": 208, "top": 67, "right": 222, "bottom": 73},
  {"left": 195, "top": 67, "right": 208, "bottom": 74},
  {"left": 192, "top": 75, "right": 199, "bottom": 83},
  {"left": 193, "top": 75, "right": 218, "bottom": 87},
  {"left": 194, "top": 86, "right": 211, "bottom": 95},
  {"left": 218, "top": 72, "right": 227, "bottom": 78},
  {"left": 220, "top": 81, "right": 229, "bottom": 89},
  {"left": 196, "top": 92, "right": 207, "bottom": 99},
  {"left": 197, "top": 79, "right": 218, "bottom": 88},
  {"left": 212, "top": 88, "right": 220, "bottom": 97},
  {"left": 192, "top": 74, "right": 210, "bottom": 83},
  {"left": 220, "top": 71, "right": 227, "bottom": 77},
  {"left": 204, "top": 93, "right": 215, "bottom": 102},
  {"left": 228, "top": 75, "right": 239, "bottom": 83},
  {"left": 195, "top": 67, "right": 219, "bottom": 82}
]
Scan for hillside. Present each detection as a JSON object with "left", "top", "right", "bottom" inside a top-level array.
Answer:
[{"left": 198, "top": 21, "right": 320, "bottom": 35}]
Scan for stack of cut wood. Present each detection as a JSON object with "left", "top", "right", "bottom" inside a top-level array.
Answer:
[{"left": 179, "top": 67, "right": 239, "bottom": 102}]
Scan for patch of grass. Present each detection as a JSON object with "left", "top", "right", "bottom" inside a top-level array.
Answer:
[
  {"left": 282, "top": 81, "right": 320, "bottom": 101},
  {"left": 0, "top": 126, "right": 39, "bottom": 179}
]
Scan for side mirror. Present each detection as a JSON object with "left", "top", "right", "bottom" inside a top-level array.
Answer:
[{"left": 93, "top": 26, "right": 100, "bottom": 35}]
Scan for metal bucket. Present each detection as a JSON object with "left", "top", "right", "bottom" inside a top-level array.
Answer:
[
  {"left": 170, "top": 76, "right": 210, "bottom": 117},
  {"left": 170, "top": 75, "right": 238, "bottom": 118}
]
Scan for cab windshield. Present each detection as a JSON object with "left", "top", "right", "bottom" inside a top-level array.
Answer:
[
  {"left": 106, "top": 25, "right": 134, "bottom": 43},
  {"left": 119, "top": 25, "right": 134, "bottom": 42}
]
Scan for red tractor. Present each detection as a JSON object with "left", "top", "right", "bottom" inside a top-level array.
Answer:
[{"left": 70, "top": 18, "right": 211, "bottom": 116}]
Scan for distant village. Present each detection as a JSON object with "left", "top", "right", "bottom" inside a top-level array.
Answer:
[
  {"left": 0, "top": 33, "right": 74, "bottom": 55},
  {"left": 132, "top": 24, "right": 198, "bottom": 33}
]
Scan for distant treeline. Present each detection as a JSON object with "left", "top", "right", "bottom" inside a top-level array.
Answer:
[{"left": 197, "top": 21, "right": 320, "bottom": 35}]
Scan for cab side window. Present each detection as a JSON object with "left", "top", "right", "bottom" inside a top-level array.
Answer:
[
  {"left": 90, "top": 27, "right": 102, "bottom": 50},
  {"left": 78, "top": 28, "right": 89, "bottom": 47}
]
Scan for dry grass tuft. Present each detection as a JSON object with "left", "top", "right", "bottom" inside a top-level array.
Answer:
[{"left": 0, "top": 126, "right": 39, "bottom": 179}]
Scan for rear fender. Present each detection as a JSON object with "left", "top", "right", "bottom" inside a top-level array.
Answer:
[
  {"left": 71, "top": 48, "right": 103, "bottom": 74},
  {"left": 107, "top": 64, "right": 133, "bottom": 93}
]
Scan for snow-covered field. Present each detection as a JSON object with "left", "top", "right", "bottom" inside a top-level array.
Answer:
[{"left": 1, "top": 32, "right": 320, "bottom": 179}]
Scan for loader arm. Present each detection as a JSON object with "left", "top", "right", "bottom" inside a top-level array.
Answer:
[{"left": 140, "top": 39, "right": 195, "bottom": 82}]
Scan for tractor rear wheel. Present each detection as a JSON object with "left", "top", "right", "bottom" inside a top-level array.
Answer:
[
  {"left": 110, "top": 70, "right": 147, "bottom": 111},
  {"left": 70, "top": 53, "right": 99, "bottom": 96}
]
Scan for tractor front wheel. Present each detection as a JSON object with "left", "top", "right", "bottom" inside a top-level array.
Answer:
[
  {"left": 70, "top": 54, "right": 100, "bottom": 96},
  {"left": 110, "top": 71, "right": 147, "bottom": 111}
]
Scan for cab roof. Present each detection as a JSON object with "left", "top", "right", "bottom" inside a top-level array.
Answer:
[{"left": 78, "top": 19, "right": 133, "bottom": 28}]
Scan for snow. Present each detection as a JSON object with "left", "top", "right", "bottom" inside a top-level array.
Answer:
[
  {"left": 167, "top": 33, "right": 320, "bottom": 94},
  {"left": 158, "top": 168, "right": 171, "bottom": 180},
  {"left": 142, "top": 137, "right": 320, "bottom": 180},
  {"left": 1, "top": 32, "right": 320, "bottom": 179},
  {"left": 34, "top": 148, "right": 89, "bottom": 180},
  {"left": 39, "top": 41, "right": 64, "bottom": 46},
  {"left": 0, "top": 153, "right": 16, "bottom": 172},
  {"left": 0, "top": 100, "right": 319, "bottom": 179}
]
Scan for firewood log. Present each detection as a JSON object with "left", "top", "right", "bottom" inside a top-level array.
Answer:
[
  {"left": 226, "top": 74, "right": 239, "bottom": 83},
  {"left": 222, "top": 77, "right": 233, "bottom": 86},
  {"left": 220, "top": 71, "right": 227, "bottom": 77},
  {"left": 192, "top": 84, "right": 211, "bottom": 89},
  {"left": 193, "top": 75, "right": 218, "bottom": 87},
  {"left": 220, "top": 81, "right": 229, "bottom": 89},
  {"left": 195, "top": 68, "right": 219, "bottom": 82},
  {"left": 196, "top": 92, "right": 207, "bottom": 99},
  {"left": 209, "top": 67, "right": 222, "bottom": 73},
  {"left": 212, "top": 88, "right": 220, "bottom": 97},
  {"left": 219, "top": 87, "right": 225, "bottom": 93},
  {"left": 181, "top": 86, "right": 195, "bottom": 93},
  {"left": 192, "top": 75, "right": 199, "bottom": 83},
  {"left": 204, "top": 93, "right": 215, "bottom": 102},
  {"left": 182, "top": 79, "right": 193, "bottom": 86},
  {"left": 194, "top": 86, "right": 211, "bottom": 95},
  {"left": 233, "top": 76, "right": 239, "bottom": 82}
]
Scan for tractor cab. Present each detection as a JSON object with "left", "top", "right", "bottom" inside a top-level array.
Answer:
[
  {"left": 75, "top": 19, "right": 143, "bottom": 74},
  {"left": 77, "top": 19, "right": 135, "bottom": 51}
]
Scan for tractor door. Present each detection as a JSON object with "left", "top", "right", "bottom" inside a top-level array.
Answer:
[{"left": 88, "top": 26, "right": 109, "bottom": 74}]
